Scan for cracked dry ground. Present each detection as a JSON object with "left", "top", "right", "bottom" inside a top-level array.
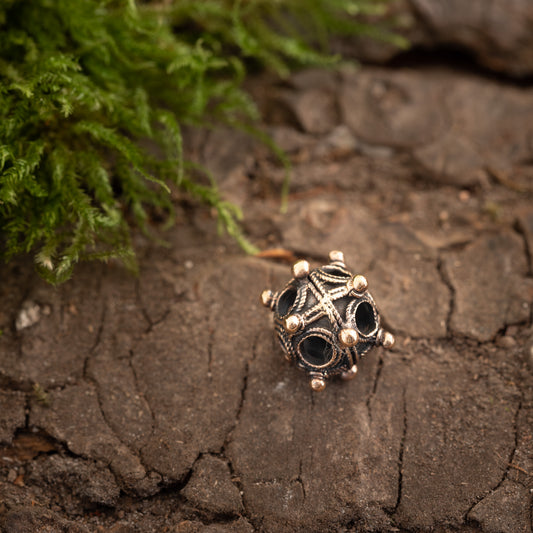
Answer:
[{"left": 2, "top": 63, "right": 533, "bottom": 533}]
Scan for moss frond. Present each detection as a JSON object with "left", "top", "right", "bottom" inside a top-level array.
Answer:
[{"left": 0, "top": 0, "right": 402, "bottom": 282}]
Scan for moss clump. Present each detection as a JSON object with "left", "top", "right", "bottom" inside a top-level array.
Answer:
[{"left": 0, "top": 0, "right": 403, "bottom": 283}]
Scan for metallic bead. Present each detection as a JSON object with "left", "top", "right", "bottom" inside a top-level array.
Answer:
[
  {"left": 350, "top": 274, "right": 368, "bottom": 293},
  {"left": 338, "top": 328, "right": 359, "bottom": 347},
  {"left": 292, "top": 260, "right": 310, "bottom": 279},
  {"left": 310, "top": 376, "right": 326, "bottom": 392},
  {"left": 261, "top": 289, "right": 274, "bottom": 308},
  {"left": 262, "top": 250, "right": 392, "bottom": 391},
  {"left": 328, "top": 250, "right": 345, "bottom": 264},
  {"left": 379, "top": 329, "right": 395, "bottom": 349},
  {"left": 285, "top": 314, "right": 302, "bottom": 334},
  {"left": 341, "top": 365, "right": 358, "bottom": 380}
]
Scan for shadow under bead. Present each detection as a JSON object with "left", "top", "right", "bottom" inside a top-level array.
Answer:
[{"left": 261, "top": 250, "right": 394, "bottom": 391}]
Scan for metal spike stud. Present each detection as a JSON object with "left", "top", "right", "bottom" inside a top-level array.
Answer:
[
  {"left": 292, "top": 260, "right": 310, "bottom": 279},
  {"left": 338, "top": 328, "right": 359, "bottom": 348},
  {"left": 350, "top": 274, "right": 368, "bottom": 293},
  {"left": 284, "top": 314, "right": 302, "bottom": 334},
  {"left": 341, "top": 365, "right": 358, "bottom": 380},
  {"left": 328, "top": 250, "right": 345, "bottom": 264},
  {"left": 380, "top": 330, "right": 395, "bottom": 349},
  {"left": 261, "top": 290, "right": 274, "bottom": 308},
  {"left": 310, "top": 376, "right": 326, "bottom": 392}
]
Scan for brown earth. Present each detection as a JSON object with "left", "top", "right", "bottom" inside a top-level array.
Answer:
[{"left": 1, "top": 8, "right": 533, "bottom": 533}]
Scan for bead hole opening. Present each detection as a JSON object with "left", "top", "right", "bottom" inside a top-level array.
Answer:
[
  {"left": 300, "top": 335, "right": 333, "bottom": 366},
  {"left": 355, "top": 301, "right": 376, "bottom": 335},
  {"left": 277, "top": 287, "right": 297, "bottom": 316}
]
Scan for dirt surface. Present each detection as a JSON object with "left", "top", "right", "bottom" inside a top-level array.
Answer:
[{"left": 2, "top": 19, "right": 533, "bottom": 533}]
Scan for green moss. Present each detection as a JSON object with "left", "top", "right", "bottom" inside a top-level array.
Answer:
[{"left": 0, "top": 0, "right": 404, "bottom": 283}]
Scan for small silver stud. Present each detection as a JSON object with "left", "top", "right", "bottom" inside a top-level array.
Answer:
[{"left": 292, "top": 260, "right": 310, "bottom": 279}]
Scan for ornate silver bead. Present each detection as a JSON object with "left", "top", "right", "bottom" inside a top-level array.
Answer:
[{"left": 261, "top": 250, "right": 394, "bottom": 391}]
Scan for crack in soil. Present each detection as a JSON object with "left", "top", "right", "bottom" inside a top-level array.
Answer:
[
  {"left": 81, "top": 361, "right": 157, "bottom": 494},
  {"left": 122, "top": 349, "right": 165, "bottom": 485},
  {"left": 78, "top": 302, "right": 135, "bottom": 488},
  {"left": 174, "top": 450, "right": 253, "bottom": 526},
  {"left": 214, "top": 450, "right": 251, "bottom": 525},
  {"left": 296, "top": 458, "right": 306, "bottom": 502},
  {"left": 180, "top": 451, "right": 204, "bottom": 490},
  {"left": 90, "top": 385, "right": 130, "bottom": 489},
  {"left": 86, "top": 301, "right": 107, "bottom": 365},
  {"left": 215, "top": 333, "right": 261, "bottom": 527},
  {"left": 128, "top": 349, "right": 156, "bottom": 438},
  {"left": 6, "top": 429, "right": 78, "bottom": 463},
  {"left": 221, "top": 332, "right": 259, "bottom": 452},
  {"left": 134, "top": 279, "right": 176, "bottom": 334},
  {"left": 436, "top": 257, "right": 455, "bottom": 337},
  {"left": 234, "top": 360, "right": 250, "bottom": 435},
  {"left": 135, "top": 279, "right": 155, "bottom": 332},
  {"left": 78, "top": 302, "right": 142, "bottom": 490},
  {"left": 495, "top": 397, "right": 523, "bottom": 488},
  {"left": 464, "top": 395, "right": 523, "bottom": 521},
  {"left": 393, "top": 386, "right": 407, "bottom": 516},
  {"left": 150, "top": 307, "right": 173, "bottom": 330}
]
